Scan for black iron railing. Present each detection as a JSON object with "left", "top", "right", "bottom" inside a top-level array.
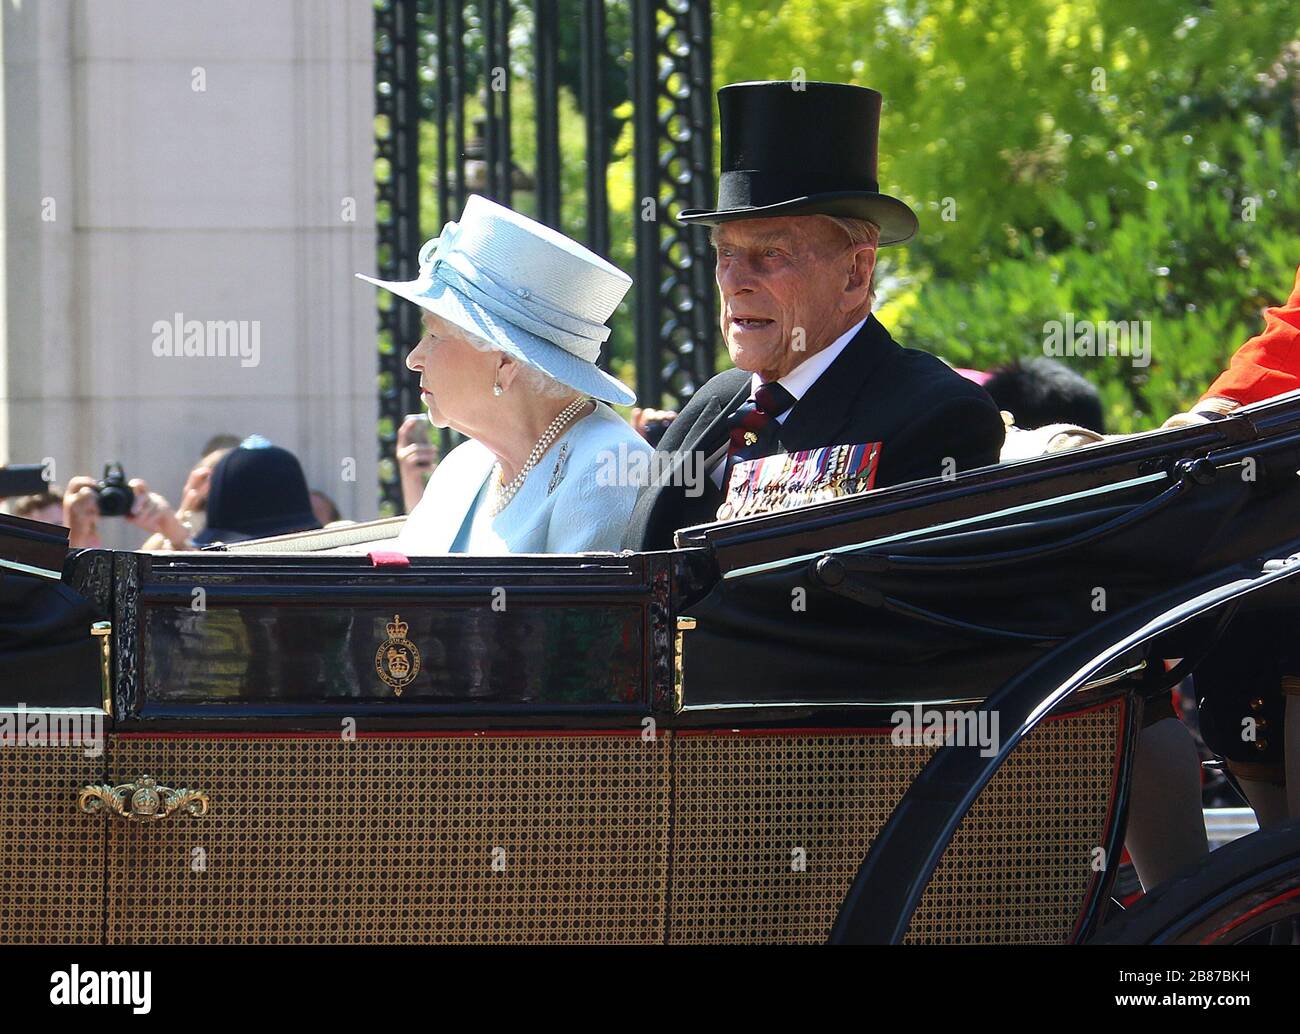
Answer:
[
  {"left": 372, "top": 0, "right": 716, "bottom": 515},
  {"left": 374, "top": 0, "right": 431, "bottom": 511},
  {"left": 631, "top": 0, "right": 716, "bottom": 409}
]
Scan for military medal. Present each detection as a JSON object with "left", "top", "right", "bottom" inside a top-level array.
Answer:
[{"left": 716, "top": 442, "right": 884, "bottom": 521}]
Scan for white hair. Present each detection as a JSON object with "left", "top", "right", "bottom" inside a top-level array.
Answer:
[
  {"left": 458, "top": 327, "right": 576, "bottom": 399},
  {"left": 819, "top": 215, "right": 880, "bottom": 306}
]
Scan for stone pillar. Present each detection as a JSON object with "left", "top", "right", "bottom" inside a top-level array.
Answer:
[{"left": 2, "top": 0, "right": 378, "bottom": 546}]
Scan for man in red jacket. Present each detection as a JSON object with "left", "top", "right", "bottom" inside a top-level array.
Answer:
[
  {"left": 1167, "top": 265, "right": 1300, "bottom": 421},
  {"left": 1165, "top": 264, "right": 1300, "bottom": 845}
]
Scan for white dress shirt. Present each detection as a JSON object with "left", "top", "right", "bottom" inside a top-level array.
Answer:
[{"left": 708, "top": 315, "right": 869, "bottom": 488}]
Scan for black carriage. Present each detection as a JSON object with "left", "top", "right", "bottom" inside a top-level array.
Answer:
[{"left": 6, "top": 393, "right": 1300, "bottom": 944}]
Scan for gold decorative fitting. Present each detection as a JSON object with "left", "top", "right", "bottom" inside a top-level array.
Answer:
[
  {"left": 78, "top": 775, "right": 210, "bottom": 822},
  {"left": 673, "top": 617, "right": 697, "bottom": 714},
  {"left": 1255, "top": 739, "right": 1270, "bottom": 752},
  {"left": 1250, "top": 697, "right": 1266, "bottom": 711},
  {"left": 91, "top": 621, "right": 113, "bottom": 717},
  {"left": 375, "top": 613, "right": 421, "bottom": 696}
]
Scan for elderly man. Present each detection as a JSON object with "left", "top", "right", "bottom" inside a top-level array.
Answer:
[{"left": 624, "top": 81, "right": 1005, "bottom": 550}]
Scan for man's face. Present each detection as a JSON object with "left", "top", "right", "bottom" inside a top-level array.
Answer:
[{"left": 713, "top": 215, "right": 874, "bottom": 381}]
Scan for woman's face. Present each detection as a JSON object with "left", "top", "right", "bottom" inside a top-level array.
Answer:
[{"left": 405, "top": 311, "right": 500, "bottom": 433}]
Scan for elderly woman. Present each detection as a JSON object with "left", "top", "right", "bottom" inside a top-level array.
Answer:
[{"left": 357, "top": 194, "right": 651, "bottom": 553}]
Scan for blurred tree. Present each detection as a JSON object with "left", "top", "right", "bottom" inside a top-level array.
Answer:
[
  {"left": 712, "top": 0, "right": 1300, "bottom": 427},
  {"left": 395, "top": 1, "right": 1298, "bottom": 425}
]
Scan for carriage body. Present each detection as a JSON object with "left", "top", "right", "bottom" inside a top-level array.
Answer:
[{"left": 6, "top": 394, "right": 1300, "bottom": 944}]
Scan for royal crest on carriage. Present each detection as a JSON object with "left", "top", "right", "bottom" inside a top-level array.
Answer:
[{"left": 375, "top": 613, "right": 421, "bottom": 696}]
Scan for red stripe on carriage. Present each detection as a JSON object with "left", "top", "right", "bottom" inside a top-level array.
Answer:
[{"left": 1199, "top": 884, "right": 1300, "bottom": 944}]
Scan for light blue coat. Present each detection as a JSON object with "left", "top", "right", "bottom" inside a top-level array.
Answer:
[{"left": 396, "top": 402, "right": 653, "bottom": 554}]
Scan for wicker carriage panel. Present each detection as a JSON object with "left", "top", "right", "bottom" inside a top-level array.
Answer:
[
  {"left": 105, "top": 735, "right": 670, "bottom": 944},
  {"left": 0, "top": 743, "right": 106, "bottom": 944},
  {"left": 914, "top": 707, "right": 1119, "bottom": 944},
  {"left": 95, "top": 707, "right": 1118, "bottom": 944},
  {"left": 667, "top": 705, "right": 1120, "bottom": 944}
]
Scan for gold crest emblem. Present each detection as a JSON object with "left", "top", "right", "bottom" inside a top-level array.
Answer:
[{"left": 375, "top": 613, "right": 421, "bottom": 696}]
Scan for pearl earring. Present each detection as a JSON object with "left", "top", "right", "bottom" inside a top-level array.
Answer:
[{"left": 493, "top": 380, "right": 503, "bottom": 397}]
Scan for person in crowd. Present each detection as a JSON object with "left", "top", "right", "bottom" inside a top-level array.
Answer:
[
  {"left": 1027, "top": 265, "right": 1300, "bottom": 890},
  {"left": 60, "top": 436, "right": 313, "bottom": 550},
  {"left": 356, "top": 193, "right": 652, "bottom": 554},
  {"left": 190, "top": 435, "right": 322, "bottom": 546},
  {"left": 310, "top": 489, "right": 343, "bottom": 526},
  {"left": 624, "top": 82, "right": 1005, "bottom": 550},
  {"left": 984, "top": 356, "right": 1106, "bottom": 433},
  {"left": 62, "top": 473, "right": 191, "bottom": 549},
  {"left": 396, "top": 413, "right": 440, "bottom": 514},
  {"left": 1159, "top": 265, "right": 1300, "bottom": 843},
  {"left": 7, "top": 488, "right": 64, "bottom": 525},
  {"left": 1164, "top": 264, "right": 1300, "bottom": 425},
  {"left": 201, "top": 433, "right": 243, "bottom": 455},
  {"left": 139, "top": 443, "right": 233, "bottom": 549}
]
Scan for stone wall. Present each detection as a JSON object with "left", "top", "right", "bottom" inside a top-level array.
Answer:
[{"left": 1, "top": 0, "right": 379, "bottom": 546}]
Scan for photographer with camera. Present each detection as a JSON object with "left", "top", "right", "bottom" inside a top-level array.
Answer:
[
  {"left": 395, "top": 413, "right": 441, "bottom": 515},
  {"left": 62, "top": 463, "right": 192, "bottom": 550}
]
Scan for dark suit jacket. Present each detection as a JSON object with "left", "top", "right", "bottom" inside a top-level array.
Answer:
[{"left": 622, "top": 315, "right": 1006, "bottom": 550}]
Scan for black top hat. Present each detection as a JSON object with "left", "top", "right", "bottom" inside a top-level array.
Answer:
[
  {"left": 192, "top": 437, "right": 322, "bottom": 546},
  {"left": 677, "top": 81, "right": 918, "bottom": 245}
]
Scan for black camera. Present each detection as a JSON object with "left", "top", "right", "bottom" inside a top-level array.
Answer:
[{"left": 93, "top": 463, "right": 135, "bottom": 517}]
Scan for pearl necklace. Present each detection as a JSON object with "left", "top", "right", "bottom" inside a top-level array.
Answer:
[{"left": 487, "top": 396, "right": 592, "bottom": 516}]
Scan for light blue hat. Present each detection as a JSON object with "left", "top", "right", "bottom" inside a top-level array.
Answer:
[{"left": 356, "top": 194, "right": 636, "bottom": 406}]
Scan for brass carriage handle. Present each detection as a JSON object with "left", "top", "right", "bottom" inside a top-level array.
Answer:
[{"left": 77, "top": 774, "right": 210, "bottom": 822}]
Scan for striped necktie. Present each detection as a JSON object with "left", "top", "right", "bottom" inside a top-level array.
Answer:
[{"left": 721, "top": 381, "right": 796, "bottom": 489}]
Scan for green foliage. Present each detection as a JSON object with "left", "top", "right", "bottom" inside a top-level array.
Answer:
[
  {"left": 398, "top": 1, "right": 1298, "bottom": 426},
  {"left": 713, "top": 0, "right": 1300, "bottom": 427},
  {"left": 891, "top": 125, "right": 1299, "bottom": 431}
]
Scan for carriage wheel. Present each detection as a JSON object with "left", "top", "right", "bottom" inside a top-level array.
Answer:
[{"left": 1091, "top": 819, "right": 1300, "bottom": 944}]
